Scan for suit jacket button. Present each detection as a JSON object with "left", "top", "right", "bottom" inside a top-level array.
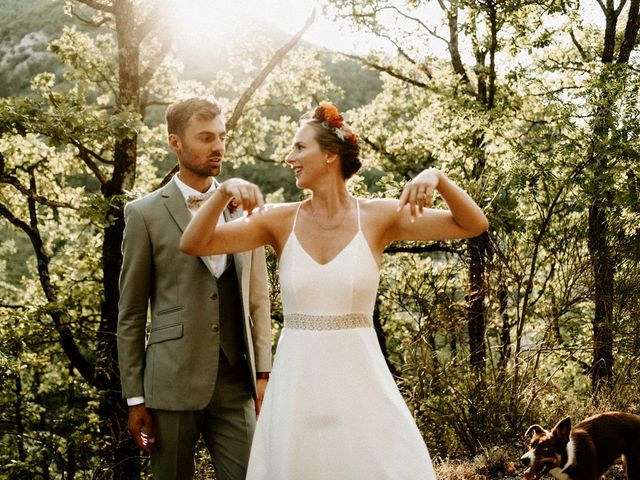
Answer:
[
  {"left": 210, "top": 324, "right": 219, "bottom": 333},
  {"left": 210, "top": 292, "right": 218, "bottom": 300}
]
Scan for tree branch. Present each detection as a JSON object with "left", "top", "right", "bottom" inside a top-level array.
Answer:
[
  {"left": 569, "top": 28, "right": 589, "bottom": 62},
  {"left": 515, "top": 156, "right": 593, "bottom": 354},
  {"left": 617, "top": 0, "right": 640, "bottom": 63},
  {"left": 339, "top": 52, "right": 430, "bottom": 89},
  {"left": 439, "top": 0, "right": 473, "bottom": 91},
  {"left": 0, "top": 303, "right": 30, "bottom": 309},
  {"left": 225, "top": 10, "right": 316, "bottom": 132},
  {"left": 377, "top": 32, "right": 417, "bottom": 65},
  {"left": 615, "top": 0, "right": 629, "bottom": 16},
  {"left": 0, "top": 173, "right": 76, "bottom": 209},
  {"left": 69, "top": 4, "right": 110, "bottom": 27},
  {"left": 255, "top": 154, "right": 278, "bottom": 164},
  {"left": 155, "top": 164, "right": 178, "bottom": 191},
  {"left": 360, "top": 135, "right": 397, "bottom": 163},
  {"left": 69, "top": 139, "right": 109, "bottom": 185},
  {"left": 384, "top": 243, "right": 463, "bottom": 255},
  {"left": 136, "top": 7, "right": 159, "bottom": 42},
  {"left": 74, "top": 0, "right": 115, "bottom": 14},
  {"left": 0, "top": 202, "right": 34, "bottom": 239},
  {"left": 381, "top": 5, "right": 449, "bottom": 44},
  {"left": 0, "top": 201, "right": 95, "bottom": 384}
]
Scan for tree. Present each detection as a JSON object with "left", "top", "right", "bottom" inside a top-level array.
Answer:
[{"left": 581, "top": 0, "right": 640, "bottom": 394}]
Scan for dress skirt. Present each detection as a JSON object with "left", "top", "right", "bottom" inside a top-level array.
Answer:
[{"left": 246, "top": 321, "right": 436, "bottom": 480}]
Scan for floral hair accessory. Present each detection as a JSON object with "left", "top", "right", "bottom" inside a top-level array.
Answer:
[{"left": 313, "top": 102, "right": 358, "bottom": 145}]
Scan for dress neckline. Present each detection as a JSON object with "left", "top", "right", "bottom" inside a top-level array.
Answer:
[
  {"left": 290, "top": 198, "right": 360, "bottom": 266},
  {"left": 291, "top": 230, "right": 362, "bottom": 266},
  {"left": 282, "top": 198, "right": 380, "bottom": 270}
]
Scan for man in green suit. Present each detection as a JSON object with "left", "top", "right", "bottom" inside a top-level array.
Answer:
[{"left": 117, "top": 96, "right": 271, "bottom": 480}]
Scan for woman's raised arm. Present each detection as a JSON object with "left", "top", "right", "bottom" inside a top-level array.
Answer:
[
  {"left": 384, "top": 168, "right": 489, "bottom": 244},
  {"left": 180, "top": 178, "right": 271, "bottom": 256}
]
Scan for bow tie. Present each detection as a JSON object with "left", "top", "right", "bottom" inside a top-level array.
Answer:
[{"left": 186, "top": 191, "right": 214, "bottom": 209}]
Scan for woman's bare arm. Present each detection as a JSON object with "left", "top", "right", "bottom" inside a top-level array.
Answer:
[
  {"left": 180, "top": 178, "right": 272, "bottom": 256},
  {"left": 380, "top": 168, "right": 489, "bottom": 246}
]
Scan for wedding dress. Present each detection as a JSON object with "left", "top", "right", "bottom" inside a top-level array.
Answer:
[{"left": 246, "top": 200, "right": 436, "bottom": 479}]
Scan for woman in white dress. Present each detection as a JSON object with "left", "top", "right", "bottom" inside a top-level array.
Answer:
[{"left": 181, "top": 102, "right": 488, "bottom": 479}]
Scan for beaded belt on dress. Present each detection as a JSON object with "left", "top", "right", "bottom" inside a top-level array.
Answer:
[{"left": 284, "top": 313, "right": 373, "bottom": 330}]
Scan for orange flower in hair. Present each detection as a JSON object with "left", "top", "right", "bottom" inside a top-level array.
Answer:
[
  {"left": 313, "top": 101, "right": 358, "bottom": 145},
  {"left": 315, "top": 102, "right": 344, "bottom": 129},
  {"left": 342, "top": 124, "right": 358, "bottom": 145}
]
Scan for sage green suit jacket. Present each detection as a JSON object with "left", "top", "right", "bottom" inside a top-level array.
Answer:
[{"left": 117, "top": 179, "right": 272, "bottom": 411}]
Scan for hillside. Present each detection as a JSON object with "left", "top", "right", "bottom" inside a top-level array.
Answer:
[
  {"left": 0, "top": 0, "right": 69, "bottom": 96},
  {"left": 0, "top": 0, "right": 382, "bottom": 107}
]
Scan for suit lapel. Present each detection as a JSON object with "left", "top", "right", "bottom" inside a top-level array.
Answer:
[
  {"left": 162, "top": 180, "right": 191, "bottom": 233},
  {"left": 162, "top": 179, "right": 216, "bottom": 274}
]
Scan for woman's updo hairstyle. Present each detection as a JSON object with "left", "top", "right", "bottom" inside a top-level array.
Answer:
[{"left": 300, "top": 102, "right": 361, "bottom": 179}]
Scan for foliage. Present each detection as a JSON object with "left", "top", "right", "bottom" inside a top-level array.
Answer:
[{"left": 1, "top": 0, "right": 640, "bottom": 477}]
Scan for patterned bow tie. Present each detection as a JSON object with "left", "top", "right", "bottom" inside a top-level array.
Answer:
[{"left": 186, "top": 191, "right": 214, "bottom": 209}]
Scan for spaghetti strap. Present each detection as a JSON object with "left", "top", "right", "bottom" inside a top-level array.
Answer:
[
  {"left": 291, "top": 202, "right": 303, "bottom": 233},
  {"left": 356, "top": 198, "right": 362, "bottom": 232}
]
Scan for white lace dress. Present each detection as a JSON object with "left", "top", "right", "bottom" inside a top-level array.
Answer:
[{"left": 246, "top": 201, "right": 436, "bottom": 479}]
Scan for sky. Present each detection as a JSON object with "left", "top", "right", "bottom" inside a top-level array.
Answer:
[
  {"left": 163, "top": 0, "right": 606, "bottom": 61},
  {"left": 164, "top": 0, "right": 434, "bottom": 55}
]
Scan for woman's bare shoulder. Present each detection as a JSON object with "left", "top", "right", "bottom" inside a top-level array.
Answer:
[
  {"left": 248, "top": 201, "right": 302, "bottom": 231},
  {"left": 256, "top": 202, "right": 302, "bottom": 250},
  {"left": 358, "top": 197, "right": 397, "bottom": 205},
  {"left": 358, "top": 197, "right": 399, "bottom": 213},
  {"left": 260, "top": 201, "right": 302, "bottom": 218}
]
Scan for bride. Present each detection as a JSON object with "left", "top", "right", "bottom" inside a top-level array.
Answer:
[{"left": 181, "top": 102, "right": 488, "bottom": 479}]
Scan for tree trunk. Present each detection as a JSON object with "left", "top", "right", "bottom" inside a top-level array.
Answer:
[
  {"left": 98, "top": 213, "right": 139, "bottom": 479},
  {"left": 15, "top": 374, "right": 25, "bottom": 462},
  {"left": 467, "top": 234, "right": 487, "bottom": 369},
  {"left": 373, "top": 299, "right": 398, "bottom": 376},
  {"left": 66, "top": 365, "right": 77, "bottom": 479},
  {"left": 584, "top": 0, "right": 640, "bottom": 394},
  {"left": 588, "top": 200, "right": 615, "bottom": 393},
  {"left": 95, "top": 0, "right": 142, "bottom": 476},
  {"left": 497, "top": 279, "right": 510, "bottom": 375}
]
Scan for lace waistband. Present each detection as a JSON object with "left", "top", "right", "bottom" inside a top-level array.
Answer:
[{"left": 284, "top": 313, "right": 373, "bottom": 331}]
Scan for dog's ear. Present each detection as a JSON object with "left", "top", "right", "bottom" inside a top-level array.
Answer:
[
  {"left": 552, "top": 416, "right": 571, "bottom": 443},
  {"left": 525, "top": 424, "right": 545, "bottom": 438}
]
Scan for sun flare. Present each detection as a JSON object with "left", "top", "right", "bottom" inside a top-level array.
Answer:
[{"left": 162, "top": 0, "right": 256, "bottom": 49}]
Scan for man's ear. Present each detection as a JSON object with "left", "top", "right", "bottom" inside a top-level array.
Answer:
[{"left": 168, "top": 133, "right": 181, "bottom": 155}]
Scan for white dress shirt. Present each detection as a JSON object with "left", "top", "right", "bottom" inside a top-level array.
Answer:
[{"left": 174, "top": 174, "right": 229, "bottom": 278}]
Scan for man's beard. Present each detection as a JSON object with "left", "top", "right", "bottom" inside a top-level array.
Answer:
[{"left": 183, "top": 149, "right": 222, "bottom": 177}]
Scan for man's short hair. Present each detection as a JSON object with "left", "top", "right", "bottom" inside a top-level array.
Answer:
[{"left": 165, "top": 96, "right": 222, "bottom": 137}]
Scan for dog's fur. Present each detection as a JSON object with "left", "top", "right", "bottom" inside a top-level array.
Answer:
[{"left": 520, "top": 411, "right": 640, "bottom": 480}]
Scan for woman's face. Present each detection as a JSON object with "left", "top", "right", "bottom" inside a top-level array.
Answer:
[{"left": 285, "top": 124, "right": 329, "bottom": 189}]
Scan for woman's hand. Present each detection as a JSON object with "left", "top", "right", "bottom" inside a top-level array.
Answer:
[
  {"left": 219, "top": 178, "right": 265, "bottom": 216},
  {"left": 398, "top": 168, "right": 443, "bottom": 219}
]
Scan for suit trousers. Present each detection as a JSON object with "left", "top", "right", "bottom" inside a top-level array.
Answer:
[{"left": 150, "top": 354, "right": 256, "bottom": 480}]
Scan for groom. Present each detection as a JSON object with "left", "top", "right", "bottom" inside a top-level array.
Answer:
[{"left": 117, "top": 96, "right": 272, "bottom": 480}]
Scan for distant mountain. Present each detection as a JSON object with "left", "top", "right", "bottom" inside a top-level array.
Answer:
[
  {"left": 0, "top": 0, "right": 68, "bottom": 96},
  {"left": 0, "top": 0, "right": 381, "bottom": 109}
]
